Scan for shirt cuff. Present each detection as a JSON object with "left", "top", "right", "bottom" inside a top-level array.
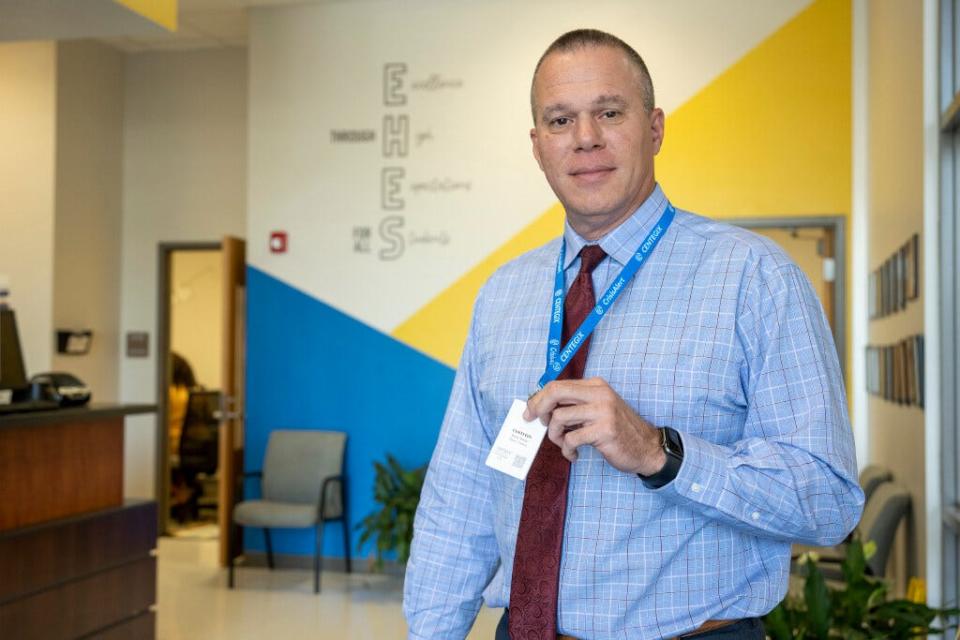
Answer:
[{"left": 648, "top": 430, "right": 727, "bottom": 510}]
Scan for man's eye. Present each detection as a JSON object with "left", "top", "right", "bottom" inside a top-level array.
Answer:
[
  {"left": 601, "top": 110, "right": 620, "bottom": 119},
  {"left": 551, "top": 117, "right": 571, "bottom": 127}
]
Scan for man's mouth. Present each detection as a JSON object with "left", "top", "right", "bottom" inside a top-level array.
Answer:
[{"left": 569, "top": 166, "right": 615, "bottom": 182}]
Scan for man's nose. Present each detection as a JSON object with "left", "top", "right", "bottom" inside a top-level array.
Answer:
[{"left": 574, "top": 117, "right": 603, "bottom": 151}]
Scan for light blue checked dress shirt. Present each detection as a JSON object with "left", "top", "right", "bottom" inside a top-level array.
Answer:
[{"left": 404, "top": 185, "right": 863, "bottom": 639}]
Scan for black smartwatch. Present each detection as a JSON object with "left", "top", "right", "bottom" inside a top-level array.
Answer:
[{"left": 638, "top": 427, "right": 684, "bottom": 489}]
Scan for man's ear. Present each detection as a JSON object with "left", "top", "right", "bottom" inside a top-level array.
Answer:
[
  {"left": 650, "top": 108, "right": 665, "bottom": 155},
  {"left": 531, "top": 128, "right": 545, "bottom": 171}
]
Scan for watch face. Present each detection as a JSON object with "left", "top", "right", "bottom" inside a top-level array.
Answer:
[
  {"left": 663, "top": 428, "right": 683, "bottom": 457},
  {"left": 640, "top": 428, "right": 684, "bottom": 488}
]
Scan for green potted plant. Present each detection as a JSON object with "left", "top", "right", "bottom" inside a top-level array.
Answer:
[
  {"left": 764, "top": 539, "right": 958, "bottom": 639},
  {"left": 356, "top": 455, "right": 426, "bottom": 570}
]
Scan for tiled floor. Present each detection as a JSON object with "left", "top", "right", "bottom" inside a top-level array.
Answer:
[{"left": 157, "top": 534, "right": 500, "bottom": 639}]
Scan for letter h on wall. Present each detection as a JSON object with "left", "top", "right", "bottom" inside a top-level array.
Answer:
[{"left": 382, "top": 115, "right": 409, "bottom": 158}]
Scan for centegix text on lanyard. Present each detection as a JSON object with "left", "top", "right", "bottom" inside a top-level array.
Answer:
[
  {"left": 484, "top": 203, "right": 676, "bottom": 481},
  {"left": 539, "top": 203, "right": 676, "bottom": 391}
]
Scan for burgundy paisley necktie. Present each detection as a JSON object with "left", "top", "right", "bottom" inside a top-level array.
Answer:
[{"left": 508, "top": 244, "right": 607, "bottom": 640}]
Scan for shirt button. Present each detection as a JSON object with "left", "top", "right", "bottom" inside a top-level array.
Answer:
[
  {"left": 751, "top": 511, "right": 760, "bottom": 521},
  {"left": 691, "top": 483, "right": 701, "bottom": 493}
]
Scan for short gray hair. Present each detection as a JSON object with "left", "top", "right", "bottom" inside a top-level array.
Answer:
[{"left": 530, "top": 29, "right": 655, "bottom": 122}]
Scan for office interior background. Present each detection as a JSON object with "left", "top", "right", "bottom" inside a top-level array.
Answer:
[{"left": 1, "top": 0, "right": 959, "bottom": 637}]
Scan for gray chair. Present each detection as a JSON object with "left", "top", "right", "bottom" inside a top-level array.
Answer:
[
  {"left": 855, "top": 480, "right": 911, "bottom": 577},
  {"left": 228, "top": 430, "right": 351, "bottom": 593},
  {"left": 859, "top": 464, "right": 894, "bottom": 504}
]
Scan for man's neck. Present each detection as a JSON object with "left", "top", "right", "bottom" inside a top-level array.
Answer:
[
  {"left": 566, "top": 183, "right": 657, "bottom": 241},
  {"left": 572, "top": 209, "right": 636, "bottom": 241}
]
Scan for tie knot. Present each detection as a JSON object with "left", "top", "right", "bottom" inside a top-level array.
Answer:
[{"left": 578, "top": 245, "right": 607, "bottom": 275}]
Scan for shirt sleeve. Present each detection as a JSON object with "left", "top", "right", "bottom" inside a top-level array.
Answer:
[
  {"left": 655, "top": 261, "right": 864, "bottom": 546},
  {"left": 403, "top": 289, "right": 500, "bottom": 639}
]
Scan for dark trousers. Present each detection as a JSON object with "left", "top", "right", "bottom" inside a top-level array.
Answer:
[{"left": 494, "top": 610, "right": 765, "bottom": 640}]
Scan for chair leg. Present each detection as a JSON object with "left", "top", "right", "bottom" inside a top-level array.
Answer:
[
  {"left": 314, "top": 523, "right": 324, "bottom": 594},
  {"left": 342, "top": 517, "right": 352, "bottom": 573},
  {"left": 228, "top": 522, "right": 238, "bottom": 588},
  {"left": 264, "top": 528, "right": 275, "bottom": 570}
]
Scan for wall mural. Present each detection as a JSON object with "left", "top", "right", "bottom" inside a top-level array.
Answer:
[{"left": 245, "top": 0, "right": 849, "bottom": 560}]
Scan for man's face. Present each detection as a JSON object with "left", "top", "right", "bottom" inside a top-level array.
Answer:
[{"left": 530, "top": 45, "right": 664, "bottom": 239}]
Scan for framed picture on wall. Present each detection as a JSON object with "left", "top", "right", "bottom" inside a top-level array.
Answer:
[
  {"left": 873, "top": 346, "right": 880, "bottom": 394},
  {"left": 877, "top": 269, "right": 882, "bottom": 317},
  {"left": 898, "top": 250, "right": 906, "bottom": 311},
  {"left": 883, "top": 345, "right": 891, "bottom": 400},
  {"left": 905, "top": 338, "right": 916, "bottom": 406},
  {"left": 873, "top": 347, "right": 883, "bottom": 396},
  {"left": 883, "top": 259, "right": 891, "bottom": 316},
  {"left": 899, "top": 340, "right": 909, "bottom": 404},
  {"left": 894, "top": 342, "right": 902, "bottom": 404},
  {"left": 879, "top": 264, "right": 885, "bottom": 317},
  {"left": 916, "top": 334, "right": 925, "bottom": 409},
  {"left": 897, "top": 247, "right": 907, "bottom": 311},
  {"left": 906, "top": 233, "right": 919, "bottom": 300},
  {"left": 874, "top": 345, "right": 881, "bottom": 397},
  {"left": 888, "top": 257, "right": 895, "bottom": 314},
  {"left": 887, "top": 345, "right": 895, "bottom": 401},
  {"left": 868, "top": 272, "right": 877, "bottom": 319},
  {"left": 889, "top": 345, "right": 896, "bottom": 400}
]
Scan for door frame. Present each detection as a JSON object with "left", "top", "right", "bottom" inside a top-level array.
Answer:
[
  {"left": 155, "top": 241, "right": 222, "bottom": 536},
  {"left": 728, "top": 215, "right": 847, "bottom": 379}
]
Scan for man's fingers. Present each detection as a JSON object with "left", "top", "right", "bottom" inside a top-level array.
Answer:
[
  {"left": 526, "top": 378, "right": 608, "bottom": 421},
  {"left": 559, "top": 424, "right": 599, "bottom": 461},
  {"left": 546, "top": 403, "right": 596, "bottom": 443}
]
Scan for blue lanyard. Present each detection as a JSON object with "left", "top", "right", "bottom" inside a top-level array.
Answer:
[{"left": 538, "top": 204, "right": 676, "bottom": 390}]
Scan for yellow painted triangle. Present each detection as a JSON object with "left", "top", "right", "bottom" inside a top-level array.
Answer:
[
  {"left": 393, "top": 0, "right": 849, "bottom": 368},
  {"left": 114, "top": 0, "right": 178, "bottom": 31},
  {"left": 392, "top": 204, "right": 565, "bottom": 368},
  {"left": 657, "top": 0, "right": 850, "bottom": 217}
]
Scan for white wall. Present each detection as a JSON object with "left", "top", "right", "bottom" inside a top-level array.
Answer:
[
  {"left": 170, "top": 249, "right": 222, "bottom": 389},
  {"left": 866, "top": 0, "right": 925, "bottom": 592},
  {"left": 247, "top": 0, "right": 811, "bottom": 335},
  {"left": 0, "top": 41, "right": 57, "bottom": 376},
  {"left": 52, "top": 40, "right": 124, "bottom": 401},
  {"left": 120, "top": 47, "right": 247, "bottom": 498}
]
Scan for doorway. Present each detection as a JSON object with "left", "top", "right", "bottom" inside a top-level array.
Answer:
[
  {"left": 731, "top": 216, "right": 847, "bottom": 377},
  {"left": 156, "top": 238, "right": 246, "bottom": 566}
]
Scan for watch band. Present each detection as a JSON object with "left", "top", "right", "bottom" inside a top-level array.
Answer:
[{"left": 638, "top": 427, "right": 684, "bottom": 489}]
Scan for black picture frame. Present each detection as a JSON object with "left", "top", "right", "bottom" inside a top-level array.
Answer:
[{"left": 906, "top": 233, "right": 920, "bottom": 300}]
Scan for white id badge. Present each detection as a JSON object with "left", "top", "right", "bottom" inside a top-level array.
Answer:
[{"left": 485, "top": 399, "right": 548, "bottom": 480}]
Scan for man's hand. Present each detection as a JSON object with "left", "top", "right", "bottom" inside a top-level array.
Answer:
[{"left": 524, "top": 377, "right": 667, "bottom": 476}]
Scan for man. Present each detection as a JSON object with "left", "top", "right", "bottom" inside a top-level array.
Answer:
[{"left": 404, "top": 29, "right": 862, "bottom": 640}]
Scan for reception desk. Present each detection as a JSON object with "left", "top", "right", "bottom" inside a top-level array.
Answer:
[{"left": 0, "top": 404, "right": 157, "bottom": 640}]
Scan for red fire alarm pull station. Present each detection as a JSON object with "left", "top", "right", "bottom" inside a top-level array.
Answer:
[{"left": 270, "top": 231, "right": 288, "bottom": 254}]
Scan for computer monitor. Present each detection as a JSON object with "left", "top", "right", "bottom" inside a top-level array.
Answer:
[{"left": 0, "top": 308, "right": 28, "bottom": 394}]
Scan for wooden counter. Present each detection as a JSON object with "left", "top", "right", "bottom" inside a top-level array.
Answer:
[
  {"left": 0, "top": 404, "right": 157, "bottom": 639},
  {"left": 0, "top": 404, "right": 154, "bottom": 531}
]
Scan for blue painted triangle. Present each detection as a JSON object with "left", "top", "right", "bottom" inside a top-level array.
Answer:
[{"left": 244, "top": 266, "right": 455, "bottom": 558}]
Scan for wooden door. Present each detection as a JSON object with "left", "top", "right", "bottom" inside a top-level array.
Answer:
[
  {"left": 218, "top": 236, "right": 246, "bottom": 566},
  {"left": 821, "top": 226, "right": 836, "bottom": 333}
]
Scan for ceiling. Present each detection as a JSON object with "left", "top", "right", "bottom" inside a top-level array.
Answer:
[
  {"left": 98, "top": 3, "right": 251, "bottom": 52},
  {"left": 0, "top": 0, "right": 367, "bottom": 52}
]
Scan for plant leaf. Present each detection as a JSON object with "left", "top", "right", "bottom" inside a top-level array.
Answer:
[
  {"left": 356, "top": 454, "right": 427, "bottom": 571},
  {"left": 762, "top": 604, "right": 793, "bottom": 640},
  {"left": 803, "top": 561, "right": 832, "bottom": 639}
]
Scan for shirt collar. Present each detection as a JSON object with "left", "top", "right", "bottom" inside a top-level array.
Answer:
[{"left": 562, "top": 183, "right": 669, "bottom": 269}]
